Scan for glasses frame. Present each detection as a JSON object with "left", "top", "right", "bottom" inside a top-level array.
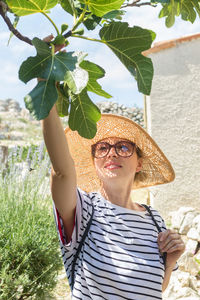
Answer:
[{"left": 91, "top": 141, "right": 136, "bottom": 158}]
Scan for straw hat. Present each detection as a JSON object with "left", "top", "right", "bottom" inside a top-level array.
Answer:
[{"left": 65, "top": 114, "right": 175, "bottom": 192}]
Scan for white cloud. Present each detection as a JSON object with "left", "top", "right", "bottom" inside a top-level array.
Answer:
[
  {"left": 0, "top": 61, "right": 19, "bottom": 84},
  {"left": 0, "top": 31, "right": 10, "bottom": 47}
]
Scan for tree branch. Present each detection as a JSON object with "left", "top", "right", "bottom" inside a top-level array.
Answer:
[
  {"left": 122, "top": 0, "right": 156, "bottom": 8},
  {"left": 0, "top": 1, "right": 32, "bottom": 46}
]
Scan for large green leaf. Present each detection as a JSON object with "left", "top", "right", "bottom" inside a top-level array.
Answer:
[
  {"left": 151, "top": 0, "right": 170, "bottom": 3},
  {"left": 69, "top": 89, "right": 101, "bottom": 139},
  {"left": 80, "top": 60, "right": 112, "bottom": 98},
  {"left": 19, "top": 38, "right": 86, "bottom": 94},
  {"left": 181, "top": 0, "right": 196, "bottom": 22},
  {"left": 79, "top": 0, "right": 124, "bottom": 17},
  {"left": 6, "top": 0, "right": 58, "bottom": 16},
  {"left": 60, "top": 0, "right": 76, "bottom": 16},
  {"left": 158, "top": 0, "right": 200, "bottom": 27},
  {"left": 64, "top": 51, "right": 89, "bottom": 94},
  {"left": 19, "top": 38, "right": 81, "bottom": 120},
  {"left": 102, "top": 9, "right": 125, "bottom": 20},
  {"left": 83, "top": 14, "right": 102, "bottom": 30},
  {"left": 24, "top": 80, "right": 58, "bottom": 120},
  {"left": 56, "top": 84, "right": 69, "bottom": 117},
  {"left": 191, "top": 0, "right": 200, "bottom": 15},
  {"left": 99, "top": 22, "right": 156, "bottom": 95}
]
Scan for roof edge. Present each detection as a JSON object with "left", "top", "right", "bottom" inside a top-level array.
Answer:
[{"left": 143, "top": 32, "right": 200, "bottom": 56}]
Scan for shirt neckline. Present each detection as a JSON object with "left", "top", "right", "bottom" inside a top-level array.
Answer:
[{"left": 95, "top": 192, "right": 148, "bottom": 215}]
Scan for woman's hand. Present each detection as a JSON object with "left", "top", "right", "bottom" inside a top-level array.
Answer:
[
  {"left": 43, "top": 34, "right": 66, "bottom": 52},
  {"left": 158, "top": 229, "right": 185, "bottom": 268}
]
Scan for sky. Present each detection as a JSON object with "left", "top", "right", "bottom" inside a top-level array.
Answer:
[{"left": 0, "top": 3, "right": 200, "bottom": 109}]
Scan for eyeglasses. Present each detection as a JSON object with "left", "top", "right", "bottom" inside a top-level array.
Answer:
[{"left": 91, "top": 141, "right": 136, "bottom": 158}]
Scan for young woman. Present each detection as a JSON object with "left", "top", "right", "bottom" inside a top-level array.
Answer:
[{"left": 42, "top": 103, "right": 185, "bottom": 300}]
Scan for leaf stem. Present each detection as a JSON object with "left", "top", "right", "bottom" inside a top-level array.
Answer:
[
  {"left": 41, "top": 12, "right": 60, "bottom": 35},
  {"left": 71, "top": 34, "right": 105, "bottom": 44},
  {"left": 72, "top": 5, "right": 87, "bottom": 32}
]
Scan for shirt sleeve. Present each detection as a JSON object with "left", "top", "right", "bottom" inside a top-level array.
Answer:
[{"left": 53, "top": 188, "right": 94, "bottom": 252}]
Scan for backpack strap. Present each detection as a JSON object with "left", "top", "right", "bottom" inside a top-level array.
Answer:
[
  {"left": 71, "top": 191, "right": 94, "bottom": 290},
  {"left": 142, "top": 204, "right": 167, "bottom": 267}
]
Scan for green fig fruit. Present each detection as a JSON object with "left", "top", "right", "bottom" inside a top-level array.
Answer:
[
  {"left": 61, "top": 24, "right": 69, "bottom": 34},
  {"left": 53, "top": 34, "right": 65, "bottom": 45}
]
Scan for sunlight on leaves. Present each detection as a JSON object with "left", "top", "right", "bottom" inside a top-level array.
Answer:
[
  {"left": 100, "top": 22, "right": 156, "bottom": 95},
  {"left": 6, "top": 0, "right": 58, "bottom": 16},
  {"left": 80, "top": 60, "right": 112, "bottom": 98},
  {"left": 79, "top": 0, "right": 124, "bottom": 17}
]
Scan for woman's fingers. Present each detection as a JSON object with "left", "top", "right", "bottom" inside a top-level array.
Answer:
[
  {"left": 158, "top": 229, "right": 185, "bottom": 253},
  {"left": 161, "top": 238, "right": 184, "bottom": 252},
  {"left": 166, "top": 242, "right": 185, "bottom": 253},
  {"left": 55, "top": 44, "right": 66, "bottom": 52},
  {"left": 43, "top": 34, "right": 54, "bottom": 43},
  {"left": 42, "top": 35, "right": 65, "bottom": 52}
]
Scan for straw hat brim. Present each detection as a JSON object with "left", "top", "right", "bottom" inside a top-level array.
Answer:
[{"left": 65, "top": 114, "right": 175, "bottom": 193}]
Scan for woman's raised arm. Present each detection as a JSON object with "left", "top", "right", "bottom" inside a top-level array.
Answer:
[{"left": 42, "top": 104, "right": 77, "bottom": 241}]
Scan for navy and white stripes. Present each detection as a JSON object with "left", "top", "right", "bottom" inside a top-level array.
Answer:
[{"left": 54, "top": 189, "right": 167, "bottom": 300}]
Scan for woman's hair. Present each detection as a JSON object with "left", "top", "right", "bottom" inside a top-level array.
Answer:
[
  {"left": 134, "top": 146, "right": 143, "bottom": 183},
  {"left": 135, "top": 146, "right": 143, "bottom": 159}
]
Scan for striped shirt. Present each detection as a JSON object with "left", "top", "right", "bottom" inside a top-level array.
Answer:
[{"left": 54, "top": 189, "right": 168, "bottom": 300}]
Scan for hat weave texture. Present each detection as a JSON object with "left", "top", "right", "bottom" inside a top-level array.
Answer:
[{"left": 65, "top": 114, "right": 175, "bottom": 192}]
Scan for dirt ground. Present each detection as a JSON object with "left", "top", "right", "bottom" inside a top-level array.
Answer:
[{"left": 47, "top": 269, "right": 71, "bottom": 300}]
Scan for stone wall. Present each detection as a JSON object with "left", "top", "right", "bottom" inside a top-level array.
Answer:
[
  {"left": 96, "top": 101, "right": 144, "bottom": 127},
  {"left": 163, "top": 207, "right": 200, "bottom": 300},
  {"left": 0, "top": 98, "right": 21, "bottom": 112},
  {"left": 145, "top": 36, "right": 200, "bottom": 218},
  {"left": 0, "top": 99, "right": 41, "bottom": 146}
]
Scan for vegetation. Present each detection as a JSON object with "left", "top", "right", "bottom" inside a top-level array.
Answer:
[
  {"left": 0, "top": 146, "right": 63, "bottom": 300},
  {"left": 0, "top": 0, "right": 199, "bottom": 138}
]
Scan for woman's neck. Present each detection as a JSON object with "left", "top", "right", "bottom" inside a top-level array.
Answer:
[{"left": 100, "top": 185, "right": 145, "bottom": 211}]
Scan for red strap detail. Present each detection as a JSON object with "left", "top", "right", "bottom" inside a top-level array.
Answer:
[
  {"left": 56, "top": 207, "right": 76, "bottom": 244},
  {"left": 56, "top": 208, "right": 65, "bottom": 244}
]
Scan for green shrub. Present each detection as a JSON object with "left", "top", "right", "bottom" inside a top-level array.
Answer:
[
  {"left": 0, "top": 146, "right": 63, "bottom": 299},
  {"left": 18, "top": 118, "right": 28, "bottom": 124},
  {"left": 8, "top": 144, "right": 46, "bottom": 165}
]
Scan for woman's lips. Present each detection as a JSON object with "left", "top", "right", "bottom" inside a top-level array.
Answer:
[{"left": 104, "top": 163, "right": 122, "bottom": 169}]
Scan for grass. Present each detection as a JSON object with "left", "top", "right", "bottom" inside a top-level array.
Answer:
[{"left": 0, "top": 144, "right": 64, "bottom": 299}]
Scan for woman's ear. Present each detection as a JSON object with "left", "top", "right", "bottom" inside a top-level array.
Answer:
[{"left": 136, "top": 158, "right": 143, "bottom": 173}]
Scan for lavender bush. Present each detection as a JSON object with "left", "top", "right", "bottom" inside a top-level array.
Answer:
[{"left": 0, "top": 144, "right": 63, "bottom": 300}]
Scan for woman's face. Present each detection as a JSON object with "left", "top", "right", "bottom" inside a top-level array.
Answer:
[{"left": 93, "top": 137, "right": 142, "bottom": 186}]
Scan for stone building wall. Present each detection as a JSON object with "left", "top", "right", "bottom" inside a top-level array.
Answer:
[{"left": 144, "top": 35, "right": 200, "bottom": 219}]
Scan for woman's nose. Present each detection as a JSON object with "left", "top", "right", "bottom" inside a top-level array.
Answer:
[{"left": 107, "top": 146, "right": 117, "bottom": 157}]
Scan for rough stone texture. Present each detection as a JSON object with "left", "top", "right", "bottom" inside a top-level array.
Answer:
[
  {"left": 170, "top": 207, "right": 195, "bottom": 230},
  {"left": 179, "top": 211, "right": 199, "bottom": 235},
  {"left": 96, "top": 101, "right": 144, "bottom": 127},
  {"left": 0, "top": 99, "right": 42, "bottom": 147},
  {"left": 146, "top": 37, "right": 200, "bottom": 219},
  {"left": 187, "top": 228, "right": 200, "bottom": 241},
  {"left": 163, "top": 207, "right": 200, "bottom": 300}
]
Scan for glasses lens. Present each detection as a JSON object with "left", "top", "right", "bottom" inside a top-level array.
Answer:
[
  {"left": 116, "top": 141, "right": 135, "bottom": 157},
  {"left": 93, "top": 143, "right": 109, "bottom": 158}
]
